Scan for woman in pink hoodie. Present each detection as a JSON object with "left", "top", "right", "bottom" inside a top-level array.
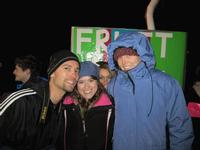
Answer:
[{"left": 63, "top": 61, "right": 115, "bottom": 150}]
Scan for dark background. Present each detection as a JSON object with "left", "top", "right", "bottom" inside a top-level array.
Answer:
[{"left": 0, "top": 1, "right": 199, "bottom": 94}]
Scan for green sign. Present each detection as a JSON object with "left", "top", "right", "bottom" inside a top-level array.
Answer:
[{"left": 71, "top": 26, "right": 187, "bottom": 86}]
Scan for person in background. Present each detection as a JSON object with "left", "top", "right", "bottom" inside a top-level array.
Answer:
[
  {"left": 1, "top": 55, "right": 47, "bottom": 102},
  {"left": 63, "top": 61, "right": 114, "bottom": 150},
  {"left": 107, "top": 31, "right": 194, "bottom": 150},
  {"left": 185, "top": 65, "right": 200, "bottom": 150},
  {"left": 0, "top": 49, "right": 80, "bottom": 150},
  {"left": 13, "top": 54, "right": 47, "bottom": 93},
  {"left": 97, "top": 61, "right": 116, "bottom": 89}
]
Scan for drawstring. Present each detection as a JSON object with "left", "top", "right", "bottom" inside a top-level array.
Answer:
[
  {"left": 64, "top": 109, "right": 67, "bottom": 150},
  {"left": 39, "top": 87, "right": 50, "bottom": 124},
  {"left": 127, "top": 73, "right": 135, "bottom": 94},
  {"left": 143, "top": 62, "right": 154, "bottom": 117},
  {"left": 105, "top": 109, "right": 112, "bottom": 150}
]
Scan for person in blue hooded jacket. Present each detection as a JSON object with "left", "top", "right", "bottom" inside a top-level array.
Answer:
[{"left": 107, "top": 31, "right": 194, "bottom": 150}]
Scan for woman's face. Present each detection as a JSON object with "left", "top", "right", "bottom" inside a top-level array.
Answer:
[
  {"left": 77, "top": 76, "right": 98, "bottom": 101},
  {"left": 99, "top": 68, "right": 111, "bottom": 89}
]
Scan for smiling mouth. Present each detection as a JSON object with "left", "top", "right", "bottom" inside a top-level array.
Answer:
[
  {"left": 123, "top": 67, "right": 130, "bottom": 70},
  {"left": 65, "top": 81, "right": 76, "bottom": 88},
  {"left": 84, "top": 91, "right": 92, "bottom": 94}
]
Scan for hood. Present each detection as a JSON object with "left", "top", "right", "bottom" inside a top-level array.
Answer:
[{"left": 107, "top": 31, "right": 155, "bottom": 70}]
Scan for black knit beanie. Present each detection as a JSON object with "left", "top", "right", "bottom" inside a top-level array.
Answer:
[{"left": 47, "top": 49, "right": 80, "bottom": 76}]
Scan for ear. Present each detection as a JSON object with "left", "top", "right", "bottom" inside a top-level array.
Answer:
[
  {"left": 25, "top": 68, "right": 31, "bottom": 75},
  {"left": 50, "top": 72, "right": 55, "bottom": 78}
]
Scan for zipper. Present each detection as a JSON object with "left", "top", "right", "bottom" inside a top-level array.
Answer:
[{"left": 82, "top": 119, "right": 86, "bottom": 133}]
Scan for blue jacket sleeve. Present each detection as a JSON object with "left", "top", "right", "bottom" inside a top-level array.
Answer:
[{"left": 167, "top": 80, "right": 194, "bottom": 150}]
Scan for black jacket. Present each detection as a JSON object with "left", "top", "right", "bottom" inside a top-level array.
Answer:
[
  {"left": 0, "top": 85, "right": 65, "bottom": 150},
  {"left": 19, "top": 76, "right": 48, "bottom": 96},
  {"left": 63, "top": 93, "right": 115, "bottom": 150}
]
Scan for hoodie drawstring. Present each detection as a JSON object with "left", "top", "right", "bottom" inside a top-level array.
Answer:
[
  {"left": 64, "top": 109, "right": 67, "bottom": 150},
  {"left": 127, "top": 73, "right": 135, "bottom": 94},
  {"left": 144, "top": 62, "right": 154, "bottom": 117},
  {"left": 105, "top": 108, "right": 112, "bottom": 150}
]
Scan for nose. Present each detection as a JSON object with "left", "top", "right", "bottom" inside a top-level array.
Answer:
[
  {"left": 121, "top": 56, "right": 127, "bottom": 65},
  {"left": 71, "top": 70, "right": 79, "bottom": 81},
  {"left": 84, "top": 82, "right": 90, "bottom": 88}
]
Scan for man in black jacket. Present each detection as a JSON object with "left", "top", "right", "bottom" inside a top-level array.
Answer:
[{"left": 0, "top": 49, "right": 80, "bottom": 150}]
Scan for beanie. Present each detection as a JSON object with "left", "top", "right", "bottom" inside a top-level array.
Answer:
[
  {"left": 79, "top": 61, "right": 99, "bottom": 79},
  {"left": 113, "top": 47, "right": 139, "bottom": 61},
  {"left": 47, "top": 49, "right": 80, "bottom": 76}
]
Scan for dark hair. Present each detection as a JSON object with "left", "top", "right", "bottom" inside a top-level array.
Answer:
[
  {"left": 14, "top": 55, "right": 41, "bottom": 77},
  {"left": 98, "top": 61, "right": 109, "bottom": 69},
  {"left": 97, "top": 61, "right": 116, "bottom": 77}
]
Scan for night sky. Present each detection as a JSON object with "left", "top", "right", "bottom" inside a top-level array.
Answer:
[{"left": 0, "top": 1, "right": 199, "bottom": 93}]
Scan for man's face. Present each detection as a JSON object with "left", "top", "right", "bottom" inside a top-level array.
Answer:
[
  {"left": 50, "top": 60, "right": 79, "bottom": 92},
  {"left": 13, "top": 64, "right": 30, "bottom": 83},
  {"left": 117, "top": 55, "right": 141, "bottom": 72}
]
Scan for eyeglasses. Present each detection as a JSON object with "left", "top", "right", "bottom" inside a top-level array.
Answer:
[{"left": 99, "top": 76, "right": 111, "bottom": 81}]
